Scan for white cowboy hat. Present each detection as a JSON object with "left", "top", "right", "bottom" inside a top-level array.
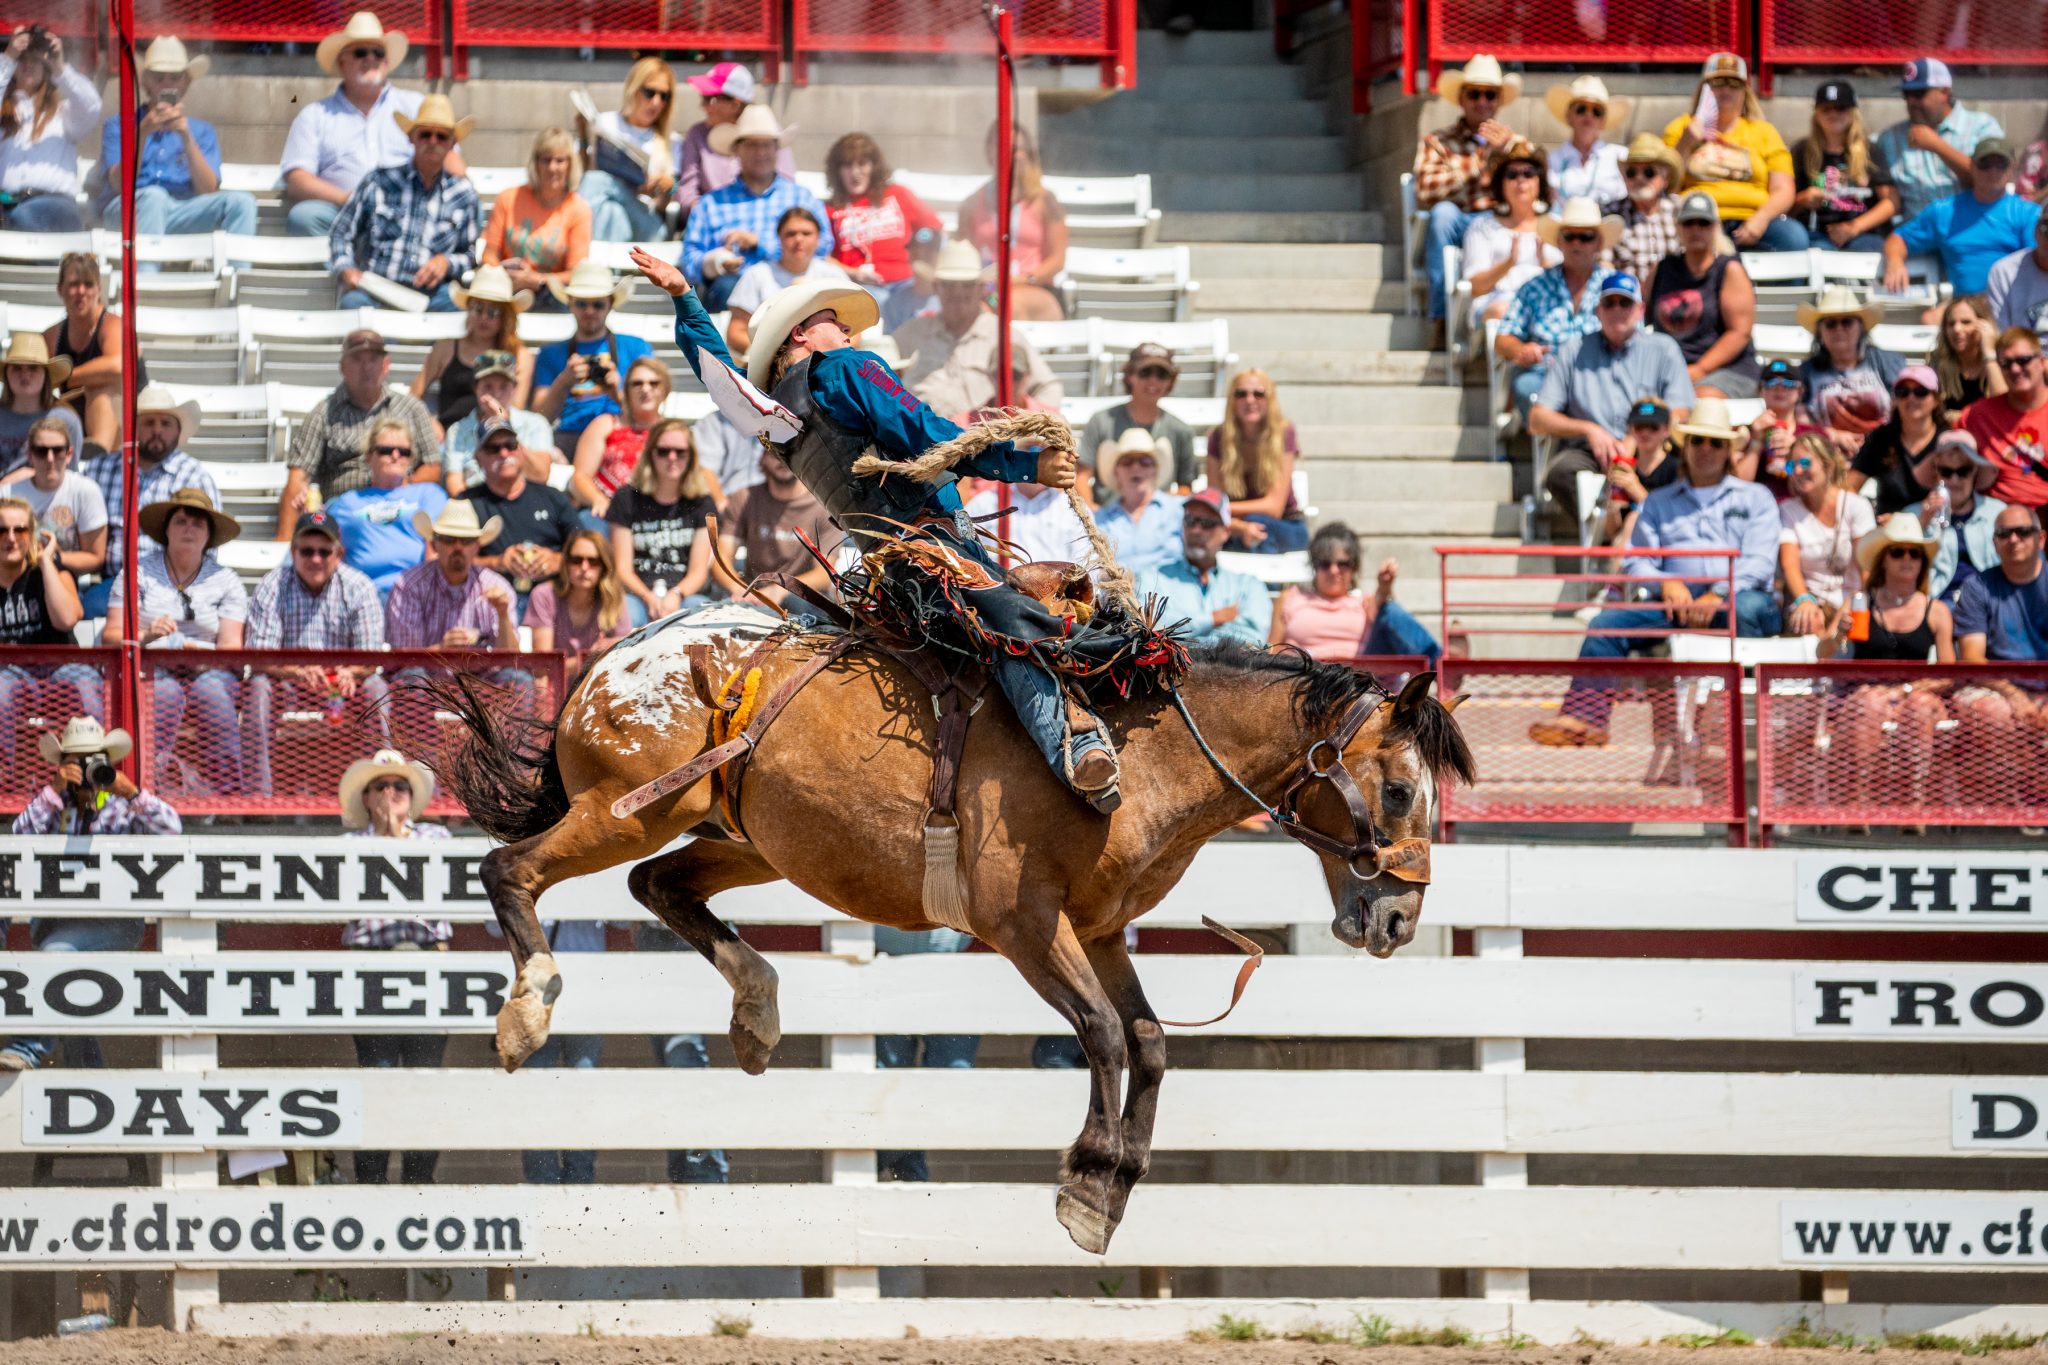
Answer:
[
  {"left": 140, "top": 35, "right": 208, "bottom": 81},
  {"left": 1854, "top": 512, "right": 1942, "bottom": 593},
  {"left": 1437, "top": 53, "right": 1522, "bottom": 107},
  {"left": 134, "top": 382, "right": 201, "bottom": 444},
  {"left": 451, "top": 263, "right": 534, "bottom": 313},
  {"left": 744, "top": 279, "right": 882, "bottom": 391},
  {"left": 545, "top": 259, "right": 630, "bottom": 309},
  {"left": 394, "top": 92, "right": 476, "bottom": 145},
  {"left": 1545, "top": 74, "right": 1631, "bottom": 131},
  {"left": 316, "top": 11, "right": 409, "bottom": 75},
  {"left": 1534, "top": 196, "right": 1624, "bottom": 249},
  {"left": 1674, "top": 395, "right": 1744, "bottom": 443},
  {"left": 37, "top": 716, "right": 133, "bottom": 767},
  {"left": 1108, "top": 426, "right": 1170, "bottom": 468},
  {"left": 1798, "top": 283, "right": 1884, "bottom": 334},
  {"left": 708, "top": 103, "right": 796, "bottom": 157},
  {"left": 2, "top": 332, "right": 72, "bottom": 388},
  {"left": 338, "top": 748, "right": 437, "bottom": 829},
  {"left": 931, "top": 238, "right": 992, "bottom": 284},
  {"left": 413, "top": 499, "right": 502, "bottom": 546}
]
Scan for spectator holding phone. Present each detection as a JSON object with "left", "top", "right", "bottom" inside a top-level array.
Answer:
[{"left": 0, "top": 24, "right": 100, "bottom": 232}]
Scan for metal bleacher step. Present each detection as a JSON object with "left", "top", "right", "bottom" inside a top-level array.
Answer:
[
  {"left": 1120, "top": 62, "right": 1310, "bottom": 102},
  {"left": 1147, "top": 171, "right": 1366, "bottom": 214},
  {"left": 1302, "top": 458, "right": 1514, "bottom": 502},
  {"left": 1194, "top": 278, "right": 1407, "bottom": 314},
  {"left": 1055, "top": 97, "right": 1331, "bottom": 140},
  {"left": 1280, "top": 382, "right": 1486, "bottom": 426},
  {"left": 1134, "top": 29, "right": 1278, "bottom": 62},
  {"left": 1186, "top": 242, "right": 1400, "bottom": 281},
  {"left": 1302, "top": 424, "right": 1498, "bottom": 460},
  {"left": 1259, "top": 348, "right": 1447, "bottom": 385},
  {"left": 1158, "top": 210, "right": 1387, "bottom": 243},
  {"left": 1057, "top": 135, "right": 1352, "bottom": 176},
  {"left": 1320, "top": 499, "right": 1523, "bottom": 538},
  {"left": 1218, "top": 310, "right": 1432, "bottom": 351}
]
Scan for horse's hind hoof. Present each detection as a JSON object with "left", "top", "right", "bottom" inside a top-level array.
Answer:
[
  {"left": 495, "top": 954, "right": 563, "bottom": 1073},
  {"left": 1056, "top": 1185, "right": 1117, "bottom": 1255}
]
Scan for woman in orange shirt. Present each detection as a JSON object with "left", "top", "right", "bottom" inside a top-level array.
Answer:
[{"left": 483, "top": 128, "right": 593, "bottom": 311}]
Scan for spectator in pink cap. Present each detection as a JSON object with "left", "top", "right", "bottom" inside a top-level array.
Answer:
[
  {"left": 673, "top": 62, "right": 793, "bottom": 228},
  {"left": 1851, "top": 362, "right": 1950, "bottom": 515}
]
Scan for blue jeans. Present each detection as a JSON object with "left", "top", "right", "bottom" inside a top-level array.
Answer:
[
  {"left": 105, "top": 187, "right": 258, "bottom": 269},
  {"left": 581, "top": 169, "right": 666, "bottom": 242},
  {"left": 351, "top": 1031, "right": 449, "bottom": 1184},
  {"left": 1425, "top": 201, "right": 1480, "bottom": 320},
  {"left": 1511, "top": 363, "right": 1547, "bottom": 426},
  {"left": 340, "top": 281, "right": 457, "bottom": 312},
  {"left": 874, "top": 926, "right": 979, "bottom": 1183},
  {"left": 0, "top": 663, "right": 104, "bottom": 784},
  {"left": 1237, "top": 513, "right": 1309, "bottom": 554},
  {"left": 1556, "top": 589, "right": 1783, "bottom": 730},
  {"left": 286, "top": 198, "right": 339, "bottom": 239},
  {"left": 5, "top": 194, "right": 84, "bottom": 232},
  {"left": 1364, "top": 600, "right": 1442, "bottom": 666},
  {"left": 1732, "top": 215, "right": 1810, "bottom": 252},
  {"left": 520, "top": 1034, "right": 605, "bottom": 1184},
  {"left": 1, "top": 918, "right": 148, "bottom": 1069},
  {"left": 634, "top": 921, "right": 728, "bottom": 1183},
  {"left": 152, "top": 665, "right": 241, "bottom": 793},
  {"left": 1812, "top": 229, "right": 1889, "bottom": 253}
]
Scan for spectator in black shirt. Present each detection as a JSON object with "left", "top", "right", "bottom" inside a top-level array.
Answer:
[
  {"left": 0, "top": 495, "right": 94, "bottom": 787},
  {"left": 1599, "top": 397, "right": 1683, "bottom": 545},
  {"left": 1791, "top": 80, "right": 1900, "bottom": 252},
  {"left": 1852, "top": 362, "right": 1949, "bottom": 515},
  {"left": 457, "top": 418, "right": 576, "bottom": 608},
  {"left": 604, "top": 416, "right": 714, "bottom": 622}
]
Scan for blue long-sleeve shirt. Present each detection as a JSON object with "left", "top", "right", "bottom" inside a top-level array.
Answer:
[
  {"left": 1625, "top": 474, "right": 1780, "bottom": 594},
  {"left": 102, "top": 109, "right": 222, "bottom": 198},
  {"left": 669, "top": 289, "right": 1035, "bottom": 516},
  {"left": 1135, "top": 558, "right": 1272, "bottom": 646}
]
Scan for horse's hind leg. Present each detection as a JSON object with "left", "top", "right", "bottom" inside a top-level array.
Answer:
[
  {"left": 1083, "top": 934, "right": 1166, "bottom": 1230},
  {"left": 628, "top": 839, "right": 785, "bottom": 1075}
]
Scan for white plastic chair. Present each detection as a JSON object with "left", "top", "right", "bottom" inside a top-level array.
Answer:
[
  {"left": 1014, "top": 317, "right": 1102, "bottom": 398},
  {"left": 1095, "top": 317, "right": 1234, "bottom": 398},
  {"left": 1059, "top": 246, "right": 1196, "bottom": 323},
  {"left": 1400, "top": 172, "right": 1426, "bottom": 317}
]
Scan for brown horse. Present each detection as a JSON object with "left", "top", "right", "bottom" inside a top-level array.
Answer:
[{"left": 437, "top": 603, "right": 1472, "bottom": 1254}]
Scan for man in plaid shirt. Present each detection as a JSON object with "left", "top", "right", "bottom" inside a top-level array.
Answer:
[
  {"left": 1606, "top": 134, "right": 1684, "bottom": 290},
  {"left": 80, "top": 385, "right": 218, "bottom": 617},
  {"left": 682, "top": 105, "right": 831, "bottom": 312},
  {"left": 329, "top": 93, "right": 479, "bottom": 311},
  {"left": 1415, "top": 53, "right": 1518, "bottom": 335},
  {"left": 244, "top": 510, "right": 392, "bottom": 794},
  {"left": 384, "top": 500, "right": 533, "bottom": 759}
]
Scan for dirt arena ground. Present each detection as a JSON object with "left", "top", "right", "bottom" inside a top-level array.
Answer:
[{"left": 3, "top": 1337, "right": 2044, "bottom": 1365}]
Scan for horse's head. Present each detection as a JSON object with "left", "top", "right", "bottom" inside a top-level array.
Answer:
[{"left": 1290, "top": 671, "right": 1472, "bottom": 958}]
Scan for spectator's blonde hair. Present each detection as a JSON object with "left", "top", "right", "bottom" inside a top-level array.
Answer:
[
  {"left": 1801, "top": 104, "right": 1870, "bottom": 187},
  {"left": 1216, "top": 367, "right": 1290, "bottom": 502},
  {"left": 628, "top": 416, "right": 709, "bottom": 499},
  {"left": 360, "top": 418, "right": 415, "bottom": 459},
  {"left": 552, "top": 526, "right": 625, "bottom": 633},
  {"left": 620, "top": 57, "right": 678, "bottom": 139},
  {"left": 23, "top": 414, "right": 74, "bottom": 459},
  {"left": 622, "top": 355, "right": 672, "bottom": 416},
  {"left": 1933, "top": 294, "right": 2004, "bottom": 409},
  {"left": 1790, "top": 432, "right": 1850, "bottom": 489},
  {"left": 0, "top": 497, "right": 38, "bottom": 567},
  {"left": 528, "top": 126, "right": 582, "bottom": 194}
]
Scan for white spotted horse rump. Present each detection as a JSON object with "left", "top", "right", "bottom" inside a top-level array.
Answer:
[{"left": 574, "top": 603, "right": 792, "bottom": 741}]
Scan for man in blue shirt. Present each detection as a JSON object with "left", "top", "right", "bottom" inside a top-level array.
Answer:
[
  {"left": 1093, "top": 430, "right": 1184, "bottom": 576},
  {"left": 1495, "top": 197, "right": 1617, "bottom": 423},
  {"left": 1951, "top": 503, "right": 2048, "bottom": 765},
  {"left": 1885, "top": 139, "right": 2042, "bottom": 299},
  {"left": 96, "top": 37, "right": 256, "bottom": 254},
  {"left": 1875, "top": 57, "right": 2005, "bottom": 222},
  {"left": 532, "top": 263, "right": 652, "bottom": 454},
  {"left": 1135, "top": 491, "right": 1271, "bottom": 647},
  {"left": 681, "top": 106, "right": 832, "bottom": 312},
  {"left": 1531, "top": 398, "right": 1781, "bottom": 747}
]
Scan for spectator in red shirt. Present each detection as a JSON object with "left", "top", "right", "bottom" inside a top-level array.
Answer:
[
  {"left": 1965, "top": 326, "right": 2048, "bottom": 508},
  {"left": 823, "top": 132, "right": 942, "bottom": 300}
]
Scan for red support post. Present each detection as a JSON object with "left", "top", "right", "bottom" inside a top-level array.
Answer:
[
  {"left": 1112, "top": 0, "right": 1138, "bottom": 90},
  {"left": 114, "top": 0, "right": 143, "bottom": 774},
  {"left": 1402, "top": 0, "right": 1419, "bottom": 96},
  {"left": 993, "top": 5, "right": 1014, "bottom": 556}
]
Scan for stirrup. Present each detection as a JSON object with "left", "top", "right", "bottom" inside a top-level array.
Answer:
[{"left": 1071, "top": 745, "right": 1120, "bottom": 814}]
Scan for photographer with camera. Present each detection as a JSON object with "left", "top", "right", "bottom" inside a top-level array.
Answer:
[
  {"left": 532, "top": 262, "right": 651, "bottom": 458},
  {"left": 1, "top": 717, "right": 180, "bottom": 1071},
  {"left": 0, "top": 24, "right": 100, "bottom": 233},
  {"left": 96, "top": 37, "right": 257, "bottom": 254}
]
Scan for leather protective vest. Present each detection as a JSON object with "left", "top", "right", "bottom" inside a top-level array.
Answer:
[{"left": 771, "top": 356, "right": 953, "bottom": 543}]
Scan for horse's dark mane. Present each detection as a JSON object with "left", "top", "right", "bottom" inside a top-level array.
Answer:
[{"left": 1189, "top": 640, "right": 1476, "bottom": 785}]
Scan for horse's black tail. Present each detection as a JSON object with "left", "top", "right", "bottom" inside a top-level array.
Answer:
[{"left": 414, "top": 671, "right": 570, "bottom": 846}]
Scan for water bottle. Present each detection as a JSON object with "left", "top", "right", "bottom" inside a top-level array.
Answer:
[
  {"left": 57, "top": 1313, "right": 112, "bottom": 1336},
  {"left": 1848, "top": 590, "right": 1872, "bottom": 643},
  {"left": 1928, "top": 479, "right": 1952, "bottom": 537}
]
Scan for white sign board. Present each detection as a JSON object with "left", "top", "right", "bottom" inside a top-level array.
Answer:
[
  {"left": 1953, "top": 1084, "right": 2048, "bottom": 1149},
  {"left": 18, "top": 1077, "right": 362, "bottom": 1148},
  {"left": 1783, "top": 1198, "right": 2048, "bottom": 1265},
  {"left": 1794, "top": 968, "right": 2048, "bottom": 1038},
  {"left": 1796, "top": 856, "right": 2048, "bottom": 925}
]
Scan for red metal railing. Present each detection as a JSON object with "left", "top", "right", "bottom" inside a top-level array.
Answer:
[
  {"left": 134, "top": 0, "right": 445, "bottom": 78},
  {"left": 1423, "top": 0, "right": 1744, "bottom": 89},
  {"left": 1757, "top": 0, "right": 2048, "bottom": 90},
  {"left": 789, "top": 0, "right": 1135, "bottom": 89},
  {"left": 1350, "top": 0, "right": 1411, "bottom": 112},
  {"left": 0, "top": 649, "right": 125, "bottom": 814},
  {"left": 1756, "top": 663, "right": 2048, "bottom": 841},
  {"left": 1436, "top": 544, "right": 1738, "bottom": 653},
  {"left": 448, "top": 0, "right": 779, "bottom": 81}
]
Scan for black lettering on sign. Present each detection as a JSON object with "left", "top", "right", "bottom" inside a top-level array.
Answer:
[
  {"left": 276, "top": 855, "right": 343, "bottom": 903},
  {"left": 1972, "top": 1093, "right": 2039, "bottom": 1141},
  {"left": 135, "top": 970, "right": 209, "bottom": 1019},
  {"left": 0, "top": 850, "right": 20, "bottom": 900},
  {"left": 281, "top": 1089, "right": 341, "bottom": 1139},
  {"left": 444, "top": 971, "right": 507, "bottom": 1018},
  {"left": 43, "top": 1088, "right": 114, "bottom": 1137},
  {"left": 1973, "top": 867, "right": 2033, "bottom": 913},
  {"left": 198, "top": 853, "right": 262, "bottom": 900},
  {"left": 110, "top": 853, "right": 181, "bottom": 902},
  {"left": 38, "top": 854, "right": 97, "bottom": 900},
  {"left": 45, "top": 969, "right": 119, "bottom": 1017},
  {"left": 444, "top": 856, "right": 488, "bottom": 902},
  {"left": 197, "top": 1089, "right": 265, "bottom": 1137},
  {"left": 1813, "top": 980, "right": 1879, "bottom": 1025},
  {"left": 0, "top": 971, "right": 27, "bottom": 1016},
  {"left": 1890, "top": 866, "right": 1957, "bottom": 913},
  {"left": 1892, "top": 980, "right": 1959, "bottom": 1027},
  {"left": 307, "top": 970, "right": 344, "bottom": 1016},
  {"left": 1972, "top": 981, "right": 2046, "bottom": 1028},
  {"left": 122, "top": 1090, "right": 194, "bottom": 1138},
  {"left": 226, "top": 969, "right": 295, "bottom": 1018},
  {"left": 361, "top": 856, "right": 425, "bottom": 903},
  {"left": 359, "top": 971, "right": 428, "bottom": 1017},
  {"left": 1817, "top": 865, "right": 1882, "bottom": 911}
]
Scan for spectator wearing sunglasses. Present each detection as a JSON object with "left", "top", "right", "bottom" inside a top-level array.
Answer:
[
  {"left": 1965, "top": 327, "right": 2048, "bottom": 508},
  {"left": 1606, "top": 135, "right": 1684, "bottom": 291},
  {"left": 329, "top": 94, "right": 480, "bottom": 312},
  {"left": 1271, "top": 521, "right": 1439, "bottom": 665},
  {"left": 5, "top": 414, "right": 104, "bottom": 584},
  {"left": 322, "top": 418, "right": 448, "bottom": 593},
  {"left": 279, "top": 332, "right": 440, "bottom": 540},
  {"left": 1663, "top": 53, "right": 1807, "bottom": 253},
  {"left": 1092, "top": 429, "right": 1184, "bottom": 577},
  {"left": 1885, "top": 138, "right": 2042, "bottom": 307},
  {"left": 527, "top": 527, "right": 633, "bottom": 673},
  {"left": 1918, "top": 430, "right": 2005, "bottom": 605},
  {"left": 1413, "top": 54, "right": 1521, "bottom": 345},
  {"left": 1852, "top": 363, "right": 1949, "bottom": 515},
  {"left": 460, "top": 417, "right": 578, "bottom": 613},
  {"left": 1798, "top": 287, "right": 1907, "bottom": 453},
  {"left": 1459, "top": 140, "right": 1560, "bottom": 331},
  {"left": 1743, "top": 358, "right": 1818, "bottom": 492},
  {"left": 1950, "top": 506, "right": 2048, "bottom": 752},
  {"left": 1599, "top": 397, "right": 1684, "bottom": 547},
  {"left": 1545, "top": 76, "right": 1629, "bottom": 207},
  {"left": 1079, "top": 343, "right": 1198, "bottom": 498},
  {"left": 1648, "top": 191, "right": 1762, "bottom": 399},
  {"left": 0, "top": 497, "right": 95, "bottom": 790},
  {"left": 1497, "top": 197, "right": 1621, "bottom": 424},
  {"left": 1778, "top": 434, "right": 1875, "bottom": 640},
  {"left": 576, "top": 57, "right": 680, "bottom": 243},
  {"left": 1208, "top": 368, "right": 1306, "bottom": 553}
]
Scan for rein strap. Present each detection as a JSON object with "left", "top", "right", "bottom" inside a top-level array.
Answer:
[{"left": 1156, "top": 916, "right": 1266, "bottom": 1029}]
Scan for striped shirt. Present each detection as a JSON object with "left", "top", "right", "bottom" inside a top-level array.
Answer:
[
  {"left": 341, "top": 822, "right": 453, "bottom": 948},
  {"left": 383, "top": 560, "right": 515, "bottom": 648},
  {"left": 328, "top": 161, "right": 482, "bottom": 282},
  {"left": 13, "top": 785, "right": 181, "bottom": 835},
  {"left": 681, "top": 174, "right": 833, "bottom": 286},
  {"left": 246, "top": 561, "right": 386, "bottom": 650},
  {"left": 81, "top": 448, "right": 219, "bottom": 583},
  {"left": 1501, "top": 265, "right": 1604, "bottom": 353}
]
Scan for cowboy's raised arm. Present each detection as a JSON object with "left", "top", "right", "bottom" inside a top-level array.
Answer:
[
  {"left": 812, "top": 351, "right": 1036, "bottom": 485},
  {"left": 638, "top": 247, "right": 734, "bottom": 383}
]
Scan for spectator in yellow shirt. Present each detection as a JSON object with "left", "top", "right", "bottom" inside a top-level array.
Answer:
[{"left": 1663, "top": 52, "right": 1809, "bottom": 253}]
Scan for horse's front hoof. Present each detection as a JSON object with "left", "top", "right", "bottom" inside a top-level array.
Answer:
[{"left": 1056, "top": 1185, "right": 1117, "bottom": 1256}]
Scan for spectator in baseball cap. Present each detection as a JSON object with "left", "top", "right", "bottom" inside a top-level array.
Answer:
[
  {"left": 1134, "top": 489, "right": 1272, "bottom": 647},
  {"left": 1663, "top": 52, "right": 1807, "bottom": 253},
  {"left": 1793, "top": 79, "right": 1902, "bottom": 252},
  {"left": 1876, "top": 56, "right": 2006, "bottom": 222},
  {"left": 674, "top": 63, "right": 793, "bottom": 228},
  {"left": 278, "top": 329, "right": 440, "bottom": 539},
  {"left": 1884, "top": 136, "right": 2042, "bottom": 302},
  {"left": 1648, "top": 190, "right": 1762, "bottom": 398},
  {"left": 1080, "top": 342, "right": 1199, "bottom": 499}
]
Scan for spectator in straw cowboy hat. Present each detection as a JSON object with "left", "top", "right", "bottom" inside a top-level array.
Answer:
[
  {"left": 329, "top": 92, "right": 480, "bottom": 312},
  {"left": 1414, "top": 53, "right": 1521, "bottom": 342},
  {"left": 1798, "top": 286, "right": 1906, "bottom": 449},
  {"left": 0, "top": 330, "right": 81, "bottom": 472},
  {"left": 96, "top": 36, "right": 257, "bottom": 249},
  {"left": 532, "top": 261, "right": 649, "bottom": 451},
  {"left": 412, "top": 263, "right": 535, "bottom": 428},
  {"left": 893, "top": 239, "right": 1064, "bottom": 424},
  {"left": 80, "top": 383, "right": 216, "bottom": 617},
  {"left": 1497, "top": 196, "right": 1622, "bottom": 422},
  {"left": 1546, "top": 75, "right": 1630, "bottom": 207},
  {"left": 682, "top": 104, "right": 832, "bottom": 313},
  {"left": 383, "top": 499, "right": 531, "bottom": 760},
  {"left": 1080, "top": 341, "right": 1199, "bottom": 498},
  {"left": 1607, "top": 133, "right": 1683, "bottom": 289},
  {"left": 1, "top": 716, "right": 179, "bottom": 1072},
  {"left": 282, "top": 12, "right": 464, "bottom": 239}
]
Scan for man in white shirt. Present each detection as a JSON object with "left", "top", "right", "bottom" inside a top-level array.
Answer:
[
  {"left": 893, "top": 240, "right": 1063, "bottom": 424},
  {"left": 1987, "top": 213, "right": 2048, "bottom": 337},
  {"left": 966, "top": 481, "right": 1092, "bottom": 568}
]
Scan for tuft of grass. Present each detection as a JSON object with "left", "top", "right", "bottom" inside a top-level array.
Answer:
[
  {"left": 1660, "top": 1328, "right": 1756, "bottom": 1349},
  {"left": 1885, "top": 1330, "right": 2045, "bottom": 1355},
  {"left": 1096, "top": 1277, "right": 1124, "bottom": 1298},
  {"left": 1777, "top": 1320, "right": 1872, "bottom": 1352},
  {"left": 711, "top": 1314, "right": 752, "bottom": 1339},
  {"left": 1351, "top": 1312, "right": 1395, "bottom": 1347},
  {"left": 1499, "top": 1330, "right": 1539, "bottom": 1350},
  {"left": 1388, "top": 1324, "right": 1478, "bottom": 1347},
  {"left": 1573, "top": 1329, "right": 1614, "bottom": 1348},
  {"left": 1285, "top": 1324, "right": 1347, "bottom": 1345},
  {"left": 1192, "top": 1313, "right": 1271, "bottom": 1342}
]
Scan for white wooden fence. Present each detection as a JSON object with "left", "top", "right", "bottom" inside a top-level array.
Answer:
[{"left": 3, "top": 838, "right": 2046, "bottom": 1339}]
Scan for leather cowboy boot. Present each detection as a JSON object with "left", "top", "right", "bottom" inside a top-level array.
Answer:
[{"left": 1066, "top": 699, "right": 1121, "bottom": 813}]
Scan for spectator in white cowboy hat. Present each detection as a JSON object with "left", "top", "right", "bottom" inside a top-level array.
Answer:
[
  {"left": 725, "top": 205, "right": 850, "bottom": 356},
  {"left": 445, "top": 352, "right": 555, "bottom": 496},
  {"left": 1092, "top": 428, "right": 1184, "bottom": 577},
  {"left": 281, "top": 12, "right": 463, "bottom": 239},
  {"left": 1460, "top": 139, "right": 1559, "bottom": 332},
  {"left": 323, "top": 417, "right": 448, "bottom": 593},
  {"left": 96, "top": 36, "right": 257, "bottom": 251},
  {"left": 335, "top": 748, "right": 453, "bottom": 1186},
  {"left": 0, "top": 330, "right": 80, "bottom": 473},
  {"left": 1413, "top": 53, "right": 1521, "bottom": 342},
  {"left": 383, "top": 499, "right": 528, "bottom": 759},
  {"left": 1545, "top": 75, "right": 1630, "bottom": 207},
  {"left": 278, "top": 329, "right": 440, "bottom": 538},
  {"left": 0, "top": 23, "right": 100, "bottom": 233},
  {"left": 1875, "top": 57, "right": 2005, "bottom": 223},
  {"left": 892, "top": 239, "right": 1065, "bottom": 424},
  {"left": 1497, "top": 196, "right": 1621, "bottom": 422},
  {"left": 1647, "top": 190, "right": 1761, "bottom": 398},
  {"left": 1079, "top": 341, "right": 1199, "bottom": 498},
  {"left": 1917, "top": 429, "right": 2006, "bottom": 605},
  {"left": 1885, "top": 138, "right": 2042, "bottom": 306},
  {"left": 1792, "top": 80, "right": 1900, "bottom": 254},
  {"left": 329, "top": 92, "right": 481, "bottom": 312},
  {"left": 4, "top": 415, "right": 105, "bottom": 584},
  {"left": 80, "top": 383, "right": 216, "bottom": 618},
  {"left": 1798, "top": 286, "right": 1907, "bottom": 450},
  {"left": 411, "top": 264, "right": 534, "bottom": 428},
  {"left": 532, "top": 261, "right": 652, "bottom": 451},
  {"left": 1533, "top": 270, "right": 1695, "bottom": 526},
  {"left": 481, "top": 128, "right": 591, "bottom": 309},
  {"left": 1, "top": 716, "right": 179, "bottom": 1073},
  {"left": 675, "top": 62, "right": 793, "bottom": 228},
  {"left": 1986, "top": 213, "right": 2048, "bottom": 338},
  {"left": 575, "top": 56, "right": 681, "bottom": 244},
  {"left": 681, "top": 104, "right": 832, "bottom": 312},
  {"left": 1606, "top": 133, "right": 1683, "bottom": 289},
  {"left": 1663, "top": 52, "right": 1806, "bottom": 253}
]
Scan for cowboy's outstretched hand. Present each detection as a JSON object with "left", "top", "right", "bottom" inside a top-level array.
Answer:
[
  {"left": 629, "top": 246, "right": 690, "bottom": 298},
  {"left": 1034, "top": 447, "right": 1078, "bottom": 490}
]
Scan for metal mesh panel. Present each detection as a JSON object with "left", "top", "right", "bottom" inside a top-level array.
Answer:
[
  {"left": 0, "top": 650, "right": 123, "bottom": 811},
  {"left": 134, "top": 650, "right": 567, "bottom": 818},
  {"left": 131, "top": 0, "right": 440, "bottom": 53},
  {"left": 1428, "top": 0, "right": 1743, "bottom": 72},
  {"left": 793, "top": 0, "right": 1114, "bottom": 57},
  {"left": 1757, "top": 663, "right": 2048, "bottom": 832},
  {"left": 1762, "top": 0, "right": 2048, "bottom": 67},
  {"left": 451, "top": 0, "right": 776, "bottom": 54},
  {"left": 1440, "top": 659, "right": 1745, "bottom": 837}
]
